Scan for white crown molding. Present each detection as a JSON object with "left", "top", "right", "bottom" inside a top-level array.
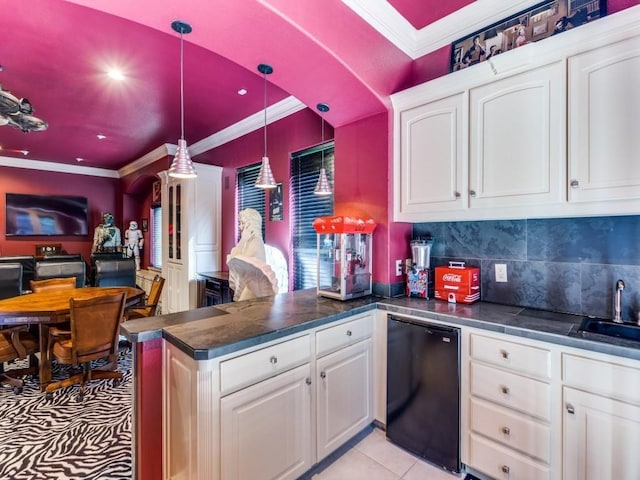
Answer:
[
  {"left": 189, "top": 96, "right": 305, "bottom": 157},
  {"left": 342, "top": 0, "right": 546, "bottom": 59},
  {"left": 0, "top": 155, "right": 119, "bottom": 178},
  {"left": 117, "top": 143, "right": 174, "bottom": 178}
]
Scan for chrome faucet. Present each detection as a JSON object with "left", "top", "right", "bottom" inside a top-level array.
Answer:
[{"left": 613, "top": 279, "right": 625, "bottom": 323}]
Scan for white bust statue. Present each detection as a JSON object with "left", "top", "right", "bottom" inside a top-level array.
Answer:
[{"left": 227, "top": 208, "right": 277, "bottom": 301}]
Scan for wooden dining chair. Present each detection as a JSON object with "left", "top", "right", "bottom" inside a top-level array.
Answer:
[
  {"left": 30, "top": 276, "right": 77, "bottom": 293},
  {"left": 45, "top": 292, "right": 126, "bottom": 401},
  {"left": 125, "top": 275, "right": 165, "bottom": 320},
  {"left": 0, "top": 325, "right": 39, "bottom": 394}
]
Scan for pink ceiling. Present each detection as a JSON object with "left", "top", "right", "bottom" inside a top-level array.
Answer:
[
  {"left": 0, "top": 0, "right": 479, "bottom": 170},
  {"left": 388, "top": 0, "right": 476, "bottom": 29}
]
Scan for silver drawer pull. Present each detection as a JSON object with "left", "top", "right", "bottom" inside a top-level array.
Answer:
[
  {"left": 346, "top": 330, "right": 352, "bottom": 336},
  {"left": 502, "top": 426, "right": 511, "bottom": 435},
  {"left": 270, "top": 356, "right": 278, "bottom": 365},
  {"left": 566, "top": 404, "right": 575, "bottom": 414},
  {"left": 500, "top": 385, "right": 510, "bottom": 395},
  {"left": 320, "top": 371, "right": 326, "bottom": 379},
  {"left": 500, "top": 349, "right": 509, "bottom": 359},
  {"left": 501, "top": 465, "right": 510, "bottom": 474}
]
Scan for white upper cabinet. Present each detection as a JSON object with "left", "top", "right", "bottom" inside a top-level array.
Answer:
[
  {"left": 392, "top": 7, "right": 640, "bottom": 222},
  {"left": 469, "top": 62, "right": 565, "bottom": 210},
  {"left": 568, "top": 36, "right": 640, "bottom": 204},
  {"left": 394, "top": 92, "right": 466, "bottom": 219}
]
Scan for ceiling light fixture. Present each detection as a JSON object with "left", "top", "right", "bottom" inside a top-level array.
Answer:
[
  {"left": 96, "top": 134, "right": 106, "bottom": 140},
  {"left": 255, "top": 63, "right": 276, "bottom": 189},
  {"left": 314, "top": 103, "right": 332, "bottom": 196},
  {"left": 168, "top": 20, "right": 197, "bottom": 179}
]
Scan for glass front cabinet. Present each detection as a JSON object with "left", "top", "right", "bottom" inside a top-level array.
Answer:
[{"left": 158, "top": 163, "right": 222, "bottom": 313}]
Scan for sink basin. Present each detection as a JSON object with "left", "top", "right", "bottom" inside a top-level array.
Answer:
[{"left": 578, "top": 317, "right": 640, "bottom": 342}]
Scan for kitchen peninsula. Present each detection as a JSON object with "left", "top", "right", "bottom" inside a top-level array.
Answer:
[{"left": 123, "top": 289, "right": 640, "bottom": 480}]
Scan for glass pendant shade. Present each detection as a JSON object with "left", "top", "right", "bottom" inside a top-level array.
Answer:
[
  {"left": 256, "top": 156, "right": 277, "bottom": 188},
  {"left": 314, "top": 167, "right": 332, "bottom": 195},
  {"left": 314, "top": 102, "right": 332, "bottom": 195},
  {"left": 169, "top": 20, "right": 197, "bottom": 179},
  {"left": 168, "top": 139, "right": 197, "bottom": 178}
]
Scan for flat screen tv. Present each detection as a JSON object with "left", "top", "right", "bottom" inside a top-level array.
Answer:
[{"left": 5, "top": 193, "right": 89, "bottom": 236}]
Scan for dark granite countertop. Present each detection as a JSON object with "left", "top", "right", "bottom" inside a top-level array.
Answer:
[{"left": 121, "top": 289, "right": 640, "bottom": 361}]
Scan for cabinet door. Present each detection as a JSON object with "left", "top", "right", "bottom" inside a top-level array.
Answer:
[
  {"left": 316, "top": 339, "right": 373, "bottom": 461},
  {"left": 568, "top": 37, "right": 640, "bottom": 203},
  {"left": 563, "top": 387, "right": 640, "bottom": 480},
  {"left": 469, "top": 62, "right": 565, "bottom": 209},
  {"left": 394, "top": 92, "right": 465, "bottom": 219},
  {"left": 220, "top": 364, "right": 312, "bottom": 480}
]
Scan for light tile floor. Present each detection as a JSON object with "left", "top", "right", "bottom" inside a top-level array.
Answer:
[{"left": 313, "top": 428, "right": 461, "bottom": 480}]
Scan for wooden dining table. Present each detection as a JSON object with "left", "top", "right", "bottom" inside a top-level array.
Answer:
[{"left": 0, "top": 286, "right": 144, "bottom": 390}]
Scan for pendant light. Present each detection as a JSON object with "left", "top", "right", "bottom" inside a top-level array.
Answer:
[
  {"left": 255, "top": 63, "right": 277, "bottom": 189},
  {"left": 168, "top": 20, "right": 197, "bottom": 179},
  {"left": 314, "top": 103, "right": 332, "bottom": 195}
]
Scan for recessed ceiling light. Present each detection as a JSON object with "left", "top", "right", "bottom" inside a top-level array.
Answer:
[
  {"left": 21, "top": 150, "right": 28, "bottom": 156},
  {"left": 76, "top": 157, "right": 84, "bottom": 162},
  {"left": 108, "top": 69, "right": 125, "bottom": 81},
  {"left": 238, "top": 88, "right": 247, "bottom": 96},
  {"left": 97, "top": 134, "right": 106, "bottom": 140}
]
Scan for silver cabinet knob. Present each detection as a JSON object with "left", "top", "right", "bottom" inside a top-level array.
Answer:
[
  {"left": 320, "top": 371, "right": 326, "bottom": 379},
  {"left": 501, "top": 465, "right": 510, "bottom": 474},
  {"left": 270, "top": 356, "right": 278, "bottom": 365},
  {"left": 346, "top": 330, "right": 352, "bottom": 336},
  {"left": 566, "top": 404, "right": 575, "bottom": 414},
  {"left": 469, "top": 190, "right": 477, "bottom": 197},
  {"left": 500, "top": 349, "right": 509, "bottom": 359},
  {"left": 306, "top": 378, "right": 311, "bottom": 385},
  {"left": 500, "top": 385, "right": 510, "bottom": 395},
  {"left": 502, "top": 426, "right": 511, "bottom": 435},
  {"left": 454, "top": 191, "right": 461, "bottom": 198},
  {"left": 570, "top": 179, "right": 580, "bottom": 188}
]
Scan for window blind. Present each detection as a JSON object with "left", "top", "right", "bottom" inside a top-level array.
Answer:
[
  {"left": 290, "top": 141, "right": 334, "bottom": 290},
  {"left": 236, "top": 163, "right": 266, "bottom": 241},
  {"left": 150, "top": 205, "right": 162, "bottom": 268}
]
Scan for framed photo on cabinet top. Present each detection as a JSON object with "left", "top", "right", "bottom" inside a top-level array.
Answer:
[{"left": 449, "top": 0, "right": 607, "bottom": 73}]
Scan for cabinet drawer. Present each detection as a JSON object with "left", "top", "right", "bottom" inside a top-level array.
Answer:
[
  {"left": 562, "top": 353, "right": 640, "bottom": 405},
  {"left": 470, "top": 333, "right": 550, "bottom": 379},
  {"left": 469, "top": 433, "right": 550, "bottom": 480},
  {"left": 470, "top": 398, "right": 550, "bottom": 463},
  {"left": 470, "top": 362, "right": 550, "bottom": 421},
  {"left": 220, "top": 335, "right": 310, "bottom": 394},
  {"left": 316, "top": 315, "right": 372, "bottom": 357}
]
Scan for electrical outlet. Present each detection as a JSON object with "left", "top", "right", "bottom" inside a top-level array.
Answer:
[
  {"left": 395, "top": 259, "right": 403, "bottom": 276},
  {"left": 495, "top": 263, "right": 508, "bottom": 282}
]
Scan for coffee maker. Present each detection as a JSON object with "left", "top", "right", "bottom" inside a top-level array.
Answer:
[{"left": 406, "top": 237, "right": 434, "bottom": 299}]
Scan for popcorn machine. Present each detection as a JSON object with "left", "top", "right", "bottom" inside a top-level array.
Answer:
[{"left": 313, "top": 216, "right": 376, "bottom": 300}]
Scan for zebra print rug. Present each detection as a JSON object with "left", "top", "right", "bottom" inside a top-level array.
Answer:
[{"left": 0, "top": 354, "right": 132, "bottom": 480}]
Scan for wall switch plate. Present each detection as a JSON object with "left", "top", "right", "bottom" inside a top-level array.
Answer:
[
  {"left": 395, "top": 259, "right": 403, "bottom": 276},
  {"left": 495, "top": 263, "right": 508, "bottom": 282}
]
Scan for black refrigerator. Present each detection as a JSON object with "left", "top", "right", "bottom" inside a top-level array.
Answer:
[{"left": 386, "top": 314, "right": 461, "bottom": 473}]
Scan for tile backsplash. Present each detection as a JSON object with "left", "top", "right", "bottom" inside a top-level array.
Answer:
[{"left": 413, "top": 215, "right": 640, "bottom": 320}]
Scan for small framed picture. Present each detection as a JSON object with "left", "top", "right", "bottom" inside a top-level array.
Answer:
[
  {"left": 141, "top": 218, "right": 149, "bottom": 232},
  {"left": 269, "top": 183, "right": 284, "bottom": 222}
]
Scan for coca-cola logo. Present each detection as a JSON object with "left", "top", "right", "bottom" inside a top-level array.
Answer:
[{"left": 442, "top": 273, "right": 462, "bottom": 283}]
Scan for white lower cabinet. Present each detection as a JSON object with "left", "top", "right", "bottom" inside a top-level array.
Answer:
[
  {"left": 464, "top": 331, "right": 556, "bottom": 479},
  {"left": 164, "top": 312, "right": 375, "bottom": 480},
  {"left": 562, "top": 352, "right": 640, "bottom": 480},
  {"left": 316, "top": 339, "right": 372, "bottom": 461},
  {"left": 220, "top": 363, "right": 313, "bottom": 480}
]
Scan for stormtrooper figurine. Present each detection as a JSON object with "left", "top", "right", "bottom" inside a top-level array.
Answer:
[{"left": 125, "top": 220, "right": 144, "bottom": 270}]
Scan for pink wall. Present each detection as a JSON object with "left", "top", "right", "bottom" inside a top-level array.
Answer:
[{"left": 0, "top": 166, "right": 120, "bottom": 261}]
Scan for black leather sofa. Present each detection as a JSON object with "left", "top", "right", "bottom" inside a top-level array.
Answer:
[
  {"left": 0, "top": 263, "right": 23, "bottom": 299},
  {"left": 0, "top": 256, "right": 35, "bottom": 292},
  {"left": 94, "top": 258, "right": 136, "bottom": 287},
  {"left": 34, "top": 260, "right": 86, "bottom": 288}
]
